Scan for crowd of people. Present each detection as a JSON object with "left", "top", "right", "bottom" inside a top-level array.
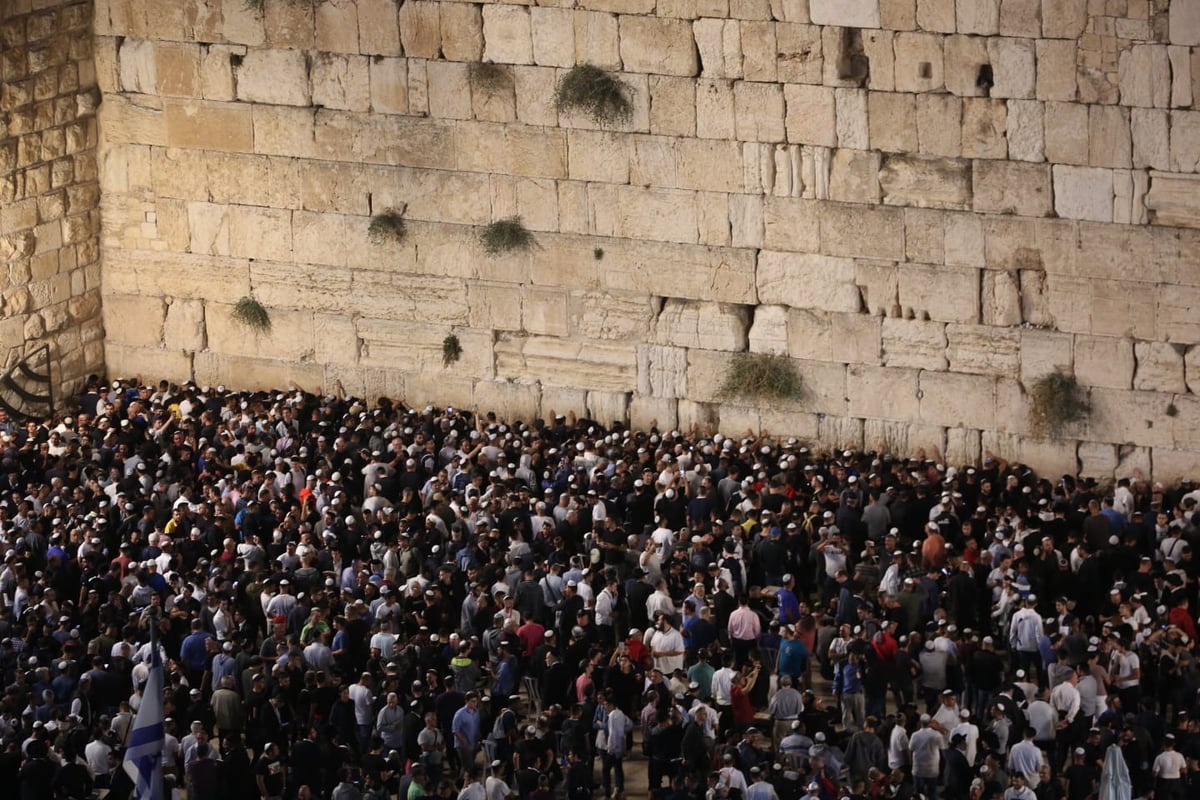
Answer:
[{"left": 1, "top": 374, "right": 1199, "bottom": 800}]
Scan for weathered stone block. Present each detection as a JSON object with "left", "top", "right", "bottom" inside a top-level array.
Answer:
[
  {"left": 920, "top": 371, "right": 996, "bottom": 430},
  {"left": 848, "top": 364, "right": 920, "bottom": 421},
  {"left": 369, "top": 58, "right": 407, "bottom": 114},
  {"left": 206, "top": 303, "right": 314, "bottom": 361},
  {"left": 467, "top": 281, "right": 523, "bottom": 332},
  {"left": 441, "top": 3, "right": 484, "bottom": 62},
  {"left": 785, "top": 84, "right": 836, "bottom": 147},
  {"left": 1147, "top": 172, "right": 1200, "bottom": 229},
  {"left": 734, "top": 82, "right": 785, "bottom": 143},
  {"left": 987, "top": 37, "right": 1035, "bottom": 99},
  {"left": 521, "top": 286, "right": 568, "bottom": 337},
  {"left": 426, "top": 61, "right": 472, "bottom": 120},
  {"left": 893, "top": 32, "right": 944, "bottom": 94},
  {"left": 1171, "top": 111, "right": 1200, "bottom": 173},
  {"left": 946, "top": 323, "right": 1019, "bottom": 375},
  {"left": 957, "top": 0, "right": 1000, "bottom": 35},
  {"left": 1005, "top": 99, "right": 1044, "bottom": 162},
  {"left": 829, "top": 149, "right": 881, "bottom": 204},
  {"left": 629, "top": 395, "right": 679, "bottom": 432},
  {"left": 105, "top": 343, "right": 192, "bottom": 383},
  {"left": 788, "top": 309, "right": 882, "bottom": 365},
  {"left": 1040, "top": 0, "right": 1085, "bottom": 39},
  {"left": 820, "top": 203, "right": 905, "bottom": 260},
  {"left": 756, "top": 251, "right": 862, "bottom": 312},
  {"left": 654, "top": 300, "right": 750, "bottom": 351},
  {"left": 1019, "top": 329, "right": 1072, "bottom": 385},
  {"left": 747, "top": 304, "right": 789, "bottom": 355},
  {"left": 999, "top": 0, "right": 1040, "bottom": 38},
  {"left": 1043, "top": 101, "right": 1089, "bottom": 165},
  {"left": 236, "top": 49, "right": 309, "bottom": 106},
  {"left": 881, "top": 0, "right": 917, "bottom": 29},
  {"left": 810, "top": 0, "right": 880, "bottom": 26},
  {"left": 103, "top": 294, "right": 165, "bottom": 348},
  {"left": 154, "top": 42, "right": 200, "bottom": 98},
  {"left": 776, "top": 23, "right": 824, "bottom": 84},
  {"left": 590, "top": 185, "right": 697, "bottom": 244},
  {"left": 982, "top": 269, "right": 1022, "bottom": 325},
  {"left": 118, "top": 38, "right": 156, "bottom": 95},
  {"left": 972, "top": 160, "right": 1051, "bottom": 216},
  {"left": 944, "top": 35, "right": 989, "bottom": 98},
  {"left": 881, "top": 317, "right": 947, "bottom": 369},
  {"left": 637, "top": 344, "right": 689, "bottom": 398},
  {"left": 398, "top": 1, "right": 441, "bottom": 59},
  {"left": 620, "top": 17, "right": 698, "bottom": 76},
  {"left": 1172, "top": 2, "right": 1200, "bottom": 46},
  {"left": 917, "top": 0, "right": 956, "bottom": 32},
  {"left": 1052, "top": 166, "right": 1114, "bottom": 223},
  {"left": 897, "top": 265, "right": 980, "bottom": 323},
  {"left": 311, "top": 54, "right": 370, "bottom": 113},
  {"left": 916, "top": 94, "right": 963, "bottom": 157},
  {"left": 944, "top": 213, "right": 985, "bottom": 267},
  {"left": 1074, "top": 335, "right": 1134, "bottom": 390},
  {"left": 961, "top": 98, "right": 1007, "bottom": 159},
  {"left": 1120, "top": 45, "right": 1171, "bottom": 108},
  {"left": 357, "top": 0, "right": 401, "bottom": 56},
  {"left": 1089, "top": 105, "right": 1132, "bottom": 168},
  {"left": 1036, "top": 39, "right": 1077, "bottom": 102},
  {"left": 879, "top": 155, "right": 972, "bottom": 210},
  {"left": 481, "top": 6, "right": 533, "bottom": 65},
  {"left": 869, "top": 92, "right": 918, "bottom": 153}
]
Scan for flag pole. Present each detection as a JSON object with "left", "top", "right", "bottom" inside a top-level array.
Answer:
[{"left": 123, "top": 609, "right": 165, "bottom": 800}]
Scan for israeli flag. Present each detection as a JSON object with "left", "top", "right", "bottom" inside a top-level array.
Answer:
[{"left": 122, "top": 630, "right": 165, "bottom": 800}]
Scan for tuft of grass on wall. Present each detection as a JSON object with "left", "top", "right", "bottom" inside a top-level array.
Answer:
[
  {"left": 717, "top": 353, "right": 804, "bottom": 403},
  {"left": 469, "top": 62, "right": 513, "bottom": 94},
  {"left": 231, "top": 296, "right": 272, "bottom": 334},
  {"left": 554, "top": 64, "right": 633, "bottom": 126},
  {"left": 1028, "top": 369, "right": 1091, "bottom": 437},
  {"left": 481, "top": 216, "right": 535, "bottom": 256},
  {"left": 442, "top": 334, "right": 463, "bottom": 367},
  {"left": 368, "top": 209, "right": 407, "bottom": 244}
]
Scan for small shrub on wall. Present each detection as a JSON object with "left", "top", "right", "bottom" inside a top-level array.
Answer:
[
  {"left": 1028, "top": 369, "right": 1091, "bottom": 438},
  {"left": 718, "top": 353, "right": 804, "bottom": 403},
  {"left": 554, "top": 64, "right": 632, "bottom": 126}
]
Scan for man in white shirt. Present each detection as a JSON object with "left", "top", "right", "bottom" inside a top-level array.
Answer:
[
  {"left": 1009, "top": 594, "right": 1042, "bottom": 677},
  {"left": 1152, "top": 733, "right": 1187, "bottom": 800},
  {"left": 887, "top": 715, "right": 909, "bottom": 770},
  {"left": 909, "top": 714, "right": 942, "bottom": 800},
  {"left": 649, "top": 613, "right": 685, "bottom": 675},
  {"left": 711, "top": 654, "right": 738, "bottom": 736},
  {"left": 1007, "top": 727, "right": 1045, "bottom": 788},
  {"left": 949, "top": 708, "right": 979, "bottom": 766}
]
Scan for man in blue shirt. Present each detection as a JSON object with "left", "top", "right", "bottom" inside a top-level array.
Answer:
[
  {"left": 179, "top": 619, "right": 213, "bottom": 688},
  {"left": 778, "top": 574, "right": 801, "bottom": 626},
  {"left": 452, "top": 691, "right": 482, "bottom": 770}
]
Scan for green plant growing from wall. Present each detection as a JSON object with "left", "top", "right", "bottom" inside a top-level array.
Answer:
[
  {"left": 554, "top": 64, "right": 632, "bottom": 126},
  {"left": 593, "top": 247, "right": 605, "bottom": 261},
  {"left": 469, "top": 62, "right": 513, "bottom": 94},
  {"left": 481, "top": 217, "right": 535, "bottom": 255},
  {"left": 1167, "top": 402, "right": 1179, "bottom": 417},
  {"left": 231, "top": 296, "right": 272, "bottom": 334},
  {"left": 442, "top": 334, "right": 463, "bottom": 367},
  {"left": 368, "top": 209, "right": 407, "bottom": 244},
  {"left": 1028, "top": 369, "right": 1091, "bottom": 437},
  {"left": 717, "top": 353, "right": 804, "bottom": 403}
]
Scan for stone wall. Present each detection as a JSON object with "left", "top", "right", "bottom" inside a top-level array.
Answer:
[
  {"left": 1, "top": 0, "right": 104, "bottom": 401},
  {"left": 94, "top": 0, "right": 1200, "bottom": 480}
]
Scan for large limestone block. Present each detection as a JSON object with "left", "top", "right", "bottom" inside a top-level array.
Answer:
[
  {"left": 862, "top": 29, "right": 895, "bottom": 91},
  {"left": 105, "top": 343, "right": 192, "bottom": 384},
  {"left": 574, "top": 12, "right": 621, "bottom": 71},
  {"left": 961, "top": 99, "right": 1007, "bottom": 159},
  {"left": 987, "top": 37, "right": 1035, "bottom": 99},
  {"left": 629, "top": 396, "right": 679, "bottom": 432},
  {"left": 1040, "top": 0, "right": 1085, "bottom": 38},
  {"left": 264, "top": 0, "right": 315, "bottom": 50},
  {"left": 734, "top": 82, "right": 786, "bottom": 143},
  {"left": 1171, "top": 111, "right": 1200, "bottom": 173},
  {"left": 455, "top": 122, "right": 567, "bottom": 179},
  {"left": 312, "top": 314, "right": 359, "bottom": 365},
  {"left": 483, "top": 6, "right": 533, "bottom": 65},
  {"left": 1053, "top": 166, "right": 1114, "bottom": 223},
  {"left": 467, "top": 282, "right": 523, "bottom": 332},
  {"left": 426, "top": 61, "right": 472, "bottom": 120},
  {"left": 893, "top": 33, "right": 944, "bottom": 94},
  {"left": 809, "top": 0, "right": 880, "bottom": 26},
  {"left": 756, "top": 251, "right": 862, "bottom": 312},
  {"left": 747, "top": 304, "right": 789, "bottom": 355},
  {"left": 119, "top": 38, "right": 156, "bottom": 94},
  {"left": 775, "top": 23, "right": 824, "bottom": 84},
  {"left": 944, "top": 213, "right": 985, "bottom": 267},
  {"left": 206, "top": 304, "right": 314, "bottom": 361},
  {"left": 879, "top": 155, "right": 972, "bottom": 210},
  {"left": 530, "top": 8, "right": 574, "bottom": 68},
  {"left": 1019, "top": 329, "right": 1072, "bottom": 385},
  {"left": 869, "top": 92, "right": 918, "bottom": 153},
  {"left": 568, "top": 130, "right": 630, "bottom": 183},
  {"left": 369, "top": 58, "right": 408, "bottom": 114},
  {"left": 1006, "top": 99, "right": 1044, "bottom": 162},
  {"left": 354, "top": 272, "right": 471, "bottom": 324},
  {"left": 161, "top": 298, "right": 205, "bottom": 351},
  {"left": 881, "top": 0, "right": 917, "bottom": 29},
  {"left": 957, "top": 0, "right": 1000, "bottom": 34},
  {"left": 944, "top": 35, "right": 989, "bottom": 98},
  {"left": 620, "top": 17, "right": 698, "bottom": 76},
  {"left": 920, "top": 371, "right": 996, "bottom": 430},
  {"left": 654, "top": 299, "right": 750, "bottom": 351},
  {"left": 1074, "top": 335, "right": 1134, "bottom": 390},
  {"left": 229, "top": 205, "right": 292, "bottom": 262},
  {"left": 981, "top": 269, "right": 1022, "bottom": 326},
  {"left": 835, "top": 89, "right": 869, "bottom": 150},
  {"left": 972, "top": 160, "right": 1051, "bottom": 216},
  {"left": 787, "top": 309, "right": 882, "bottom": 365},
  {"left": 1150, "top": 171, "right": 1200, "bottom": 238},
  {"left": 692, "top": 19, "right": 743, "bottom": 80},
  {"left": 1043, "top": 101, "right": 1089, "bottom": 165},
  {"left": 236, "top": 49, "right": 310, "bottom": 106},
  {"left": 1120, "top": 46, "right": 1171, "bottom": 108},
  {"left": 155, "top": 42, "right": 202, "bottom": 98},
  {"left": 472, "top": 381, "right": 543, "bottom": 424},
  {"left": 531, "top": 235, "right": 758, "bottom": 304},
  {"left": 589, "top": 185, "right": 698, "bottom": 245},
  {"left": 916, "top": 94, "right": 963, "bottom": 157},
  {"left": 315, "top": 0, "right": 360, "bottom": 53},
  {"left": 495, "top": 335, "right": 636, "bottom": 391},
  {"left": 999, "top": 0, "right": 1040, "bottom": 37},
  {"left": 311, "top": 54, "right": 370, "bottom": 113},
  {"left": 522, "top": 286, "right": 569, "bottom": 337},
  {"left": 898, "top": 265, "right": 980, "bottom": 323},
  {"left": 1133, "top": 341, "right": 1187, "bottom": 394},
  {"left": 358, "top": 321, "right": 492, "bottom": 378},
  {"left": 1171, "top": 46, "right": 1193, "bottom": 108},
  {"left": 357, "top": 0, "right": 401, "bottom": 56},
  {"left": 441, "top": 4, "right": 483, "bottom": 62},
  {"left": 103, "top": 294, "right": 165, "bottom": 348},
  {"left": 637, "top": 344, "right": 689, "bottom": 397},
  {"left": 103, "top": 250, "right": 251, "bottom": 303},
  {"left": 916, "top": 0, "right": 956, "bottom": 32},
  {"left": 1146, "top": 446, "right": 1200, "bottom": 484},
  {"left": 1036, "top": 40, "right": 1077, "bottom": 102},
  {"left": 881, "top": 317, "right": 947, "bottom": 369},
  {"left": 649, "top": 76, "right": 697, "bottom": 137},
  {"left": 677, "top": 139, "right": 746, "bottom": 192},
  {"left": 1089, "top": 105, "right": 1132, "bottom": 169},
  {"left": 1172, "top": 2, "right": 1200, "bottom": 46},
  {"left": 1088, "top": 388, "right": 1174, "bottom": 448},
  {"left": 586, "top": 390, "right": 630, "bottom": 427},
  {"left": 820, "top": 203, "right": 905, "bottom": 261},
  {"left": 946, "top": 323, "right": 1019, "bottom": 375},
  {"left": 847, "top": 365, "right": 920, "bottom": 421},
  {"left": 905, "top": 208, "right": 946, "bottom": 265},
  {"left": 829, "top": 149, "right": 881, "bottom": 204},
  {"left": 784, "top": 84, "right": 836, "bottom": 147},
  {"left": 762, "top": 197, "right": 821, "bottom": 252}
]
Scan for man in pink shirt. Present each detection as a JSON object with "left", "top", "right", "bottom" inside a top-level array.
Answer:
[{"left": 728, "top": 595, "right": 762, "bottom": 667}]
